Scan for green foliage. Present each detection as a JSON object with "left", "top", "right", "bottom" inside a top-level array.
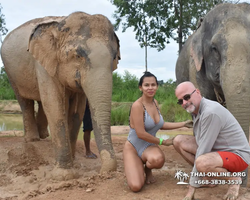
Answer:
[
  {"left": 111, "top": 102, "right": 132, "bottom": 125},
  {"left": 0, "top": 68, "right": 16, "bottom": 100},
  {"left": 110, "top": 0, "right": 237, "bottom": 53},
  {"left": 0, "top": 3, "right": 8, "bottom": 41},
  {"left": 112, "top": 70, "right": 141, "bottom": 102},
  {"left": 160, "top": 99, "right": 192, "bottom": 122},
  {"left": 1, "top": 68, "right": 190, "bottom": 124},
  {"left": 154, "top": 79, "right": 176, "bottom": 104},
  {"left": 0, "top": 5, "right": 11, "bottom": 99},
  {"left": 111, "top": 71, "right": 190, "bottom": 125},
  {"left": 112, "top": 71, "right": 177, "bottom": 104}
]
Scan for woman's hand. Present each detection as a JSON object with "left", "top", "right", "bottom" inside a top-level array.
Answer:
[
  {"left": 162, "top": 138, "right": 174, "bottom": 146},
  {"left": 184, "top": 120, "right": 193, "bottom": 128}
]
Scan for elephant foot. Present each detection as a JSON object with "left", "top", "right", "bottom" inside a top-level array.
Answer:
[
  {"left": 39, "top": 129, "right": 49, "bottom": 139},
  {"left": 25, "top": 136, "right": 40, "bottom": 142},
  {"left": 51, "top": 167, "right": 79, "bottom": 181},
  {"left": 24, "top": 130, "right": 40, "bottom": 142},
  {"left": 100, "top": 150, "right": 117, "bottom": 174}
]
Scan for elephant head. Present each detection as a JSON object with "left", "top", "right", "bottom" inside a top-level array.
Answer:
[
  {"left": 189, "top": 3, "right": 250, "bottom": 140},
  {"left": 176, "top": 32, "right": 217, "bottom": 101}
]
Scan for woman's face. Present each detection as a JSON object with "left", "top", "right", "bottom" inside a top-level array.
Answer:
[{"left": 139, "top": 77, "right": 158, "bottom": 97}]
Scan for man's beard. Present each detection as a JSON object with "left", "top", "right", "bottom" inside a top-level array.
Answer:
[{"left": 185, "top": 103, "right": 195, "bottom": 113}]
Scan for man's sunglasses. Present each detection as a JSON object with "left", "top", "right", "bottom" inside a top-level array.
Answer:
[{"left": 177, "top": 90, "right": 196, "bottom": 105}]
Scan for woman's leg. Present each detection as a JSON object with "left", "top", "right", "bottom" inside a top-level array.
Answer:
[
  {"left": 123, "top": 141, "right": 145, "bottom": 192},
  {"left": 141, "top": 145, "right": 165, "bottom": 184}
]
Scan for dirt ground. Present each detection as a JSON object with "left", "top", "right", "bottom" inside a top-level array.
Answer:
[{"left": 1, "top": 103, "right": 250, "bottom": 200}]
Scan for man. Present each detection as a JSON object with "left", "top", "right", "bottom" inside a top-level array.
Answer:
[
  {"left": 83, "top": 100, "right": 97, "bottom": 159},
  {"left": 174, "top": 81, "right": 250, "bottom": 200}
]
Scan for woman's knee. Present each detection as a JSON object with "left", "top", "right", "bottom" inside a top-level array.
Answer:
[
  {"left": 148, "top": 154, "right": 165, "bottom": 168},
  {"left": 128, "top": 180, "right": 144, "bottom": 192}
]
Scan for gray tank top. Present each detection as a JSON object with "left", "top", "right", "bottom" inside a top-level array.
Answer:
[{"left": 127, "top": 102, "right": 164, "bottom": 158}]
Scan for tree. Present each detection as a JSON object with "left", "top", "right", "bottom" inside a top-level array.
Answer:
[
  {"left": 0, "top": 3, "right": 8, "bottom": 42},
  {"left": 110, "top": 0, "right": 239, "bottom": 57}
]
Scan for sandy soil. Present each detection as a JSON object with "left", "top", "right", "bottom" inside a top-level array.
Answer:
[
  {"left": 1, "top": 103, "right": 250, "bottom": 200},
  {"left": 0, "top": 127, "right": 250, "bottom": 200}
]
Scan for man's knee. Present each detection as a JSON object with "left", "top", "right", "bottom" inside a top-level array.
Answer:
[
  {"left": 173, "top": 135, "right": 183, "bottom": 150},
  {"left": 173, "top": 135, "right": 191, "bottom": 152},
  {"left": 196, "top": 155, "right": 208, "bottom": 172},
  {"left": 196, "top": 153, "right": 220, "bottom": 172}
]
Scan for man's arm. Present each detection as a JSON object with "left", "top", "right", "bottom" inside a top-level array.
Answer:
[{"left": 189, "top": 113, "right": 222, "bottom": 187}]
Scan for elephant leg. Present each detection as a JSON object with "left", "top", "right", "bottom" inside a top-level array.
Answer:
[
  {"left": 36, "top": 101, "right": 49, "bottom": 139},
  {"left": 68, "top": 94, "right": 86, "bottom": 158},
  {"left": 36, "top": 64, "right": 73, "bottom": 170},
  {"left": 19, "top": 98, "right": 40, "bottom": 141},
  {"left": 8, "top": 80, "right": 40, "bottom": 141},
  {"left": 42, "top": 98, "right": 72, "bottom": 168},
  {"left": 40, "top": 95, "right": 78, "bottom": 182}
]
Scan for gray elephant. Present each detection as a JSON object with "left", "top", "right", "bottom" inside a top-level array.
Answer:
[
  {"left": 175, "top": 2, "right": 250, "bottom": 187},
  {"left": 1, "top": 12, "right": 121, "bottom": 180},
  {"left": 175, "top": 3, "right": 250, "bottom": 141}
]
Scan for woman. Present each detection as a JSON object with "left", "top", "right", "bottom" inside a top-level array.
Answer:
[{"left": 123, "top": 71, "right": 192, "bottom": 192}]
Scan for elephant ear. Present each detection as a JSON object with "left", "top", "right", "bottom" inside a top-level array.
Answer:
[
  {"left": 28, "top": 18, "right": 63, "bottom": 77},
  {"left": 190, "top": 27, "right": 203, "bottom": 72},
  {"left": 112, "top": 32, "right": 121, "bottom": 71}
]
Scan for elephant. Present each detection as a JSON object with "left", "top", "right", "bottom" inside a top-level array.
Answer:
[
  {"left": 0, "top": 12, "right": 121, "bottom": 180},
  {"left": 175, "top": 2, "right": 250, "bottom": 140},
  {"left": 175, "top": 2, "right": 250, "bottom": 186}
]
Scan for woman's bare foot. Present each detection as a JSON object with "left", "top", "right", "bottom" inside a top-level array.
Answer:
[{"left": 145, "top": 166, "right": 156, "bottom": 184}]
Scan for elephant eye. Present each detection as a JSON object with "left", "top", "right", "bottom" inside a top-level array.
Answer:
[
  {"left": 212, "top": 45, "right": 217, "bottom": 52},
  {"left": 211, "top": 44, "right": 221, "bottom": 62},
  {"left": 76, "top": 46, "right": 87, "bottom": 59}
]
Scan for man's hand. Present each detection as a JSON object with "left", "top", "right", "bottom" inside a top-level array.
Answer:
[{"left": 184, "top": 120, "right": 193, "bottom": 128}]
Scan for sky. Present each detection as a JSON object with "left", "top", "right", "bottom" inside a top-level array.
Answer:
[{"left": 0, "top": 0, "right": 249, "bottom": 82}]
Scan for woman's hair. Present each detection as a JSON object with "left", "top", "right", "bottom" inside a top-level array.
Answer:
[{"left": 138, "top": 71, "right": 158, "bottom": 87}]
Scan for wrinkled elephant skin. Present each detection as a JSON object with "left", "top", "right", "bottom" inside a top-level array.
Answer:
[{"left": 0, "top": 12, "right": 121, "bottom": 179}]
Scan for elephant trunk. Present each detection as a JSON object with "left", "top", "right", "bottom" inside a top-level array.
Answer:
[
  {"left": 225, "top": 96, "right": 250, "bottom": 141},
  {"left": 221, "top": 25, "right": 250, "bottom": 141},
  {"left": 224, "top": 88, "right": 250, "bottom": 187},
  {"left": 85, "top": 70, "right": 117, "bottom": 173},
  {"left": 82, "top": 39, "right": 117, "bottom": 173}
]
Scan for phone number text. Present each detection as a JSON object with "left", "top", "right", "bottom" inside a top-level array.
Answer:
[{"left": 195, "top": 180, "right": 242, "bottom": 185}]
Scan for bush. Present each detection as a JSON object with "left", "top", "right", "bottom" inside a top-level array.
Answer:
[
  {"left": 0, "top": 67, "right": 16, "bottom": 100},
  {"left": 111, "top": 72, "right": 191, "bottom": 124},
  {"left": 112, "top": 70, "right": 141, "bottom": 102},
  {"left": 0, "top": 68, "right": 191, "bottom": 124},
  {"left": 111, "top": 102, "right": 132, "bottom": 125}
]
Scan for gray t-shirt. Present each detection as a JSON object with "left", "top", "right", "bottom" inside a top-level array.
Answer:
[{"left": 190, "top": 98, "right": 250, "bottom": 187}]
